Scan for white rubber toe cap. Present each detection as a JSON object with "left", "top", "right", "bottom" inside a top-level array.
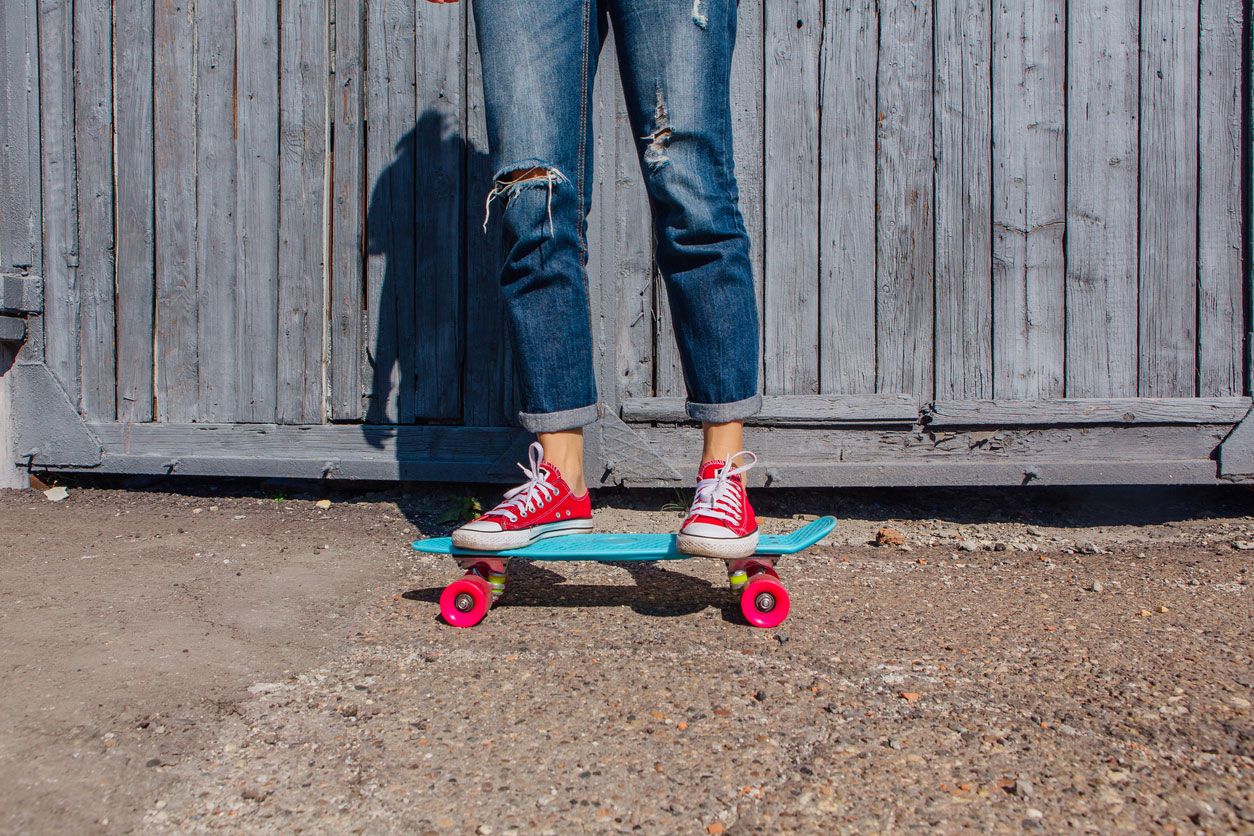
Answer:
[
  {"left": 680, "top": 521, "right": 741, "bottom": 539},
  {"left": 456, "top": 518, "right": 505, "bottom": 533}
]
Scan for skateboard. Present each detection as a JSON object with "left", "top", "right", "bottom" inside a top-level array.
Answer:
[{"left": 411, "top": 516, "right": 836, "bottom": 629}]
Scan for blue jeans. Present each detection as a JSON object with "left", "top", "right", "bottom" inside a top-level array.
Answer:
[{"left": 474, "top": 0, "right": 761, "bottom": 433}]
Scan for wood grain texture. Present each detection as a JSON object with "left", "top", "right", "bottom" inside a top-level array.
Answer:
[
  {"left": 763, "top": 0, "right": 820, "bottom": 395},
  {"left": 329, "top": 0, "right": 366, "bottom": 420},
  {"left": 876, "top": 0, "right": 934, "bottom": 400},
  {"left": 818, "top": 0, "right": 876, "bottom": 394},
  {"left": 195, "top": 0, "right": 239, "bottom": 421},
  {"left": 0, "top": 0, "right": 41, "bottom": 276},
  {"left": 412, "top": 0, "right": 464, "bottom": 419},
  {"left": 1138, "top": 0, "right": 1198, "bottom": 397},
  {"left": 155, "top": 0, "right": 199, "bottom": 422},
  {"left": 236, "top": 0, "right": 280, "bottom": 422},
  {"left": 585, "top": 30, "right": 614, "bottom": 412},
  {"left": 364, "top": 0, "right": 417, "bottom": 423},
  {"left": 114, "top": 0, "right": 155, "bottom": 422},
  {"left": 74, "top": 0, "right": 117, "bottom": 420},
  {"left": 620, "top": 393, "right": 919, "bottom": 424},
  {"left": 0, "top": 345, "right": 22, "bottom": 488},
  {"left": 991, "top": 0, "right": 1065, "bottom": 399},
  {"left": 1197, "top": 0, "right": 1244, "bottom": 396},
  {"left": 277, "top": 0, "right": 328, "bottom": 423},
  {"left": 38, "top": 0, "right": 81, "bottom": 404},
  {"left": 1065, "top": 0, "right": 1138, "bottom": 397},
  {"left": 926, "top": 396, "right": 1251, "bottom": 426},
  {"left": 731, "top": 0, "right": 766, "bottom": 395},
  {"left": 933, "top": 0, "right": 992, "bottom": 401}
]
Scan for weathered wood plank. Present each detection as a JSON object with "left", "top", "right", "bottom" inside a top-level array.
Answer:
[
  {"left": 38, "top": 0, "right": 81, "bottom": 404},
  {"left": 412, "top": 1, "right": 464, "bottom": 419},
  {"left": 992, "top": 0, "right": 1065, "bottom": 399},
  {"left": 620, "top": 393, "right": 920, "bottom": 424},
  {"left": 364, "top": 0, "right": 418, "bottom": 423},
  {"left": 0, "top": 345, "right": 22, "bottom": 487},
  {"left": 1065, "top": 0, "right": 1138, "bottom": 397},
  {"left": 462, "top": 5, "right": 517, "bottom": 426},
  {"left": 154, "top": 0, "right": 199, "bottom": 422},
  {"left": 586, "top": 27, "right": 615, "bottom": 416},
  {"left": 818, "top": 0, "right": 876, "bottom": 394},
  {"left": 114, "top": 0, "right": 155, "bottom": 422},
  {"left": 763, "top": 0, "right": 819, "bottom": 395},
  {"left": 236, "top": 0, "right": 280, "bottom": 422},
  {"left": 1138, "top": 0, "right": 1198, "bottom": 397},
  {"left": 277, "top": 0, "right": 328, "bottom": 423},
  {"left": 875, "top": 0, "right": 934, "bottom": 400},
  {"left": 74, "top": 0, "right": 117, "bottom": 419},
  {"left": 0, "top": 274, "right": 42, "bottom": 313},
  {"left": 195, "top": 0, "right": 239, "bottom": 421},
  {"left": 926, "top": 397, "right": 1251, "bottom": 426},
  {"left": 0, "top": 316, "right": 26, "bottom": 344},
  {"left": 933, "top": 0, "right": 992, "bottom": 400},
  {"left": 653, "top": 263, "right": 684, "bottom": 396},
  {"left": 732, "top": 0, "right": 766, "bottom": 395},
  {"left": 0, "top": 0, "right": 41, "bottom": 276},
  {"left": 1197, "top": 0, "right": 1244, "bottom": 397},
  {"left": 329, "top": 0, "right": 365, "bottom": 420}
]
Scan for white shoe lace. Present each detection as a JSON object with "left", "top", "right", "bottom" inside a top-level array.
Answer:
[
  {"left": 484, "top": 441, "right": 558, "bottom": 523},
  {"left": 688, "top": 451, "right": 757, "bottom": 525}
]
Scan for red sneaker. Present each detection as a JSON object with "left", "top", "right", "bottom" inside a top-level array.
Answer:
[
  {"left": 676, "top": 451, "right": 759, "bottom": 558},
  {"left": 452, "top": 441, "right": 593, "bottom": 551}
]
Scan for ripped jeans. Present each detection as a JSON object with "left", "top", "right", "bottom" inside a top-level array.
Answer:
[{"left": 474, "top": 0, "right": 761, "bottom": 433}]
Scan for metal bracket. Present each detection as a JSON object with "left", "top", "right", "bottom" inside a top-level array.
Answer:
[
  {"left": 0, "top": 274, "right": 43, "bottom": 314},
  {"left": 1217, "top": 406, "right": 1254, "bottom": 480},
  {"left": 10, "top": 363, "right": 102, "bottom": 468}
]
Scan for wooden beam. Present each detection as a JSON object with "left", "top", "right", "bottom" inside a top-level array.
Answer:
[
  {"left": 926, "top": 397, "right": 1251, "bottom": 426},
  {"left": 0, "top": 316, "right": 27, "bottom": 344},
  {"left": 0, "top": 346, "right": 22, "bottom": 488},
  {"left": 1218, "top": 407, "right": 1254, "bottom": 480},
  {"left": 0, "top": 274, "right": 41, "bottom": 314},
  {"left": 620, "top": 394, "right": 919, "bottom": 424}
]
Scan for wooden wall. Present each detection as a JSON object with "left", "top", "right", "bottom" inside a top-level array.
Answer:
[{"left": 3, "top": 0, "right": 1249, "bottom": 437}]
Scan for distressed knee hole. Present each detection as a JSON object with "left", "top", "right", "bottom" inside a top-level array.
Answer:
[
  {"left": 482, "top": 164, "right": 569, "bottom": 234},
  {"left": 691, "top": 0, "right": 708, "bottom": 28},
  {"left": 641, "top": 90, "right": 672, "bottom": 171}
]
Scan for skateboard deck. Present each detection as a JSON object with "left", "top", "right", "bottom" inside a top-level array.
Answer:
[
  {"left": 414, "top": 516, "right": 836, "bottom": 630},
  {"left": 411, "top": 515, "right": 836, "bottom": 561}
]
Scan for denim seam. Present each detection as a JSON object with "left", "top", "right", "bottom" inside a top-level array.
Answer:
[
  {"left": 686, "top": 392, "right": 763, "bottom": 423},
  {"left": 518, "top": 401, "right": 602, "bottom": 433}
]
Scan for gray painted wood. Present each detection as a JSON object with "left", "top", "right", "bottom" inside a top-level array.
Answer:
[
  {"left": 818, "top": 0, "right": 876, "bottom": 395},
  {"left": 154, "top": 0, "right": 199, "bottom": 422},
  {"left": 1197, "top": 0, "right": 1245, "bottom": 397},
  {"left": 731, "top": 0, "right": 766, "bottom": 396},
  {"left": 0, "top": 274, "right": 42, "bottom": 313},
  {"left": 0, "top": 345, "right": 21, "bottom": 488},
  {"left": 586, "top": 30, "right": 616, "bottom": 416},
  {"left": 1217, "top": 407, "right": 1254, "bottom": 478},
  {"left": 0, "top": 0, "right": 41, "bottom": 277},
  {"left": 876, "top": 0, "right": 934, "bottom": 400},
  {"left": 237, "top": 0, "right": 280, "bottom": 423},
  {"left": 195, "top": 0, "right": 239, "bottom": 421},
  {"left": 934, "top": 0, "right": 992, "bottom": 400},
  {"left": 38, "top": 0, "right": 81, "bottom": 405},
  {"left": 329, "top": 0, "right": 365, "bottom": 421},
  {"left": 364, "top": 0, "right": 418, "bottom": 423},
  {"left": 413, "top": 1, "right": 464, "bottom": 419},
  {"left": 620, "top": 393, "right": 919, "bottom": 424},
  {"left": 763, "top": 0, "right": 819, "bottom": 395},
  {"left": 114, "top": 0, "right": 155, "bottom": 422},
  {"left": 1139, "top": 0, "right": 1198, "bottom": 397},
  {"left": 277, "top": 0, "right": 328, "bottom": 424},
  {"left": 0, "top": 316, "right": 26, "bottom": 343},
  {"left": 927, "top": 397, "right": 1251, "bottom": 426},
  {"left": 991, "top": 0, "right": 1065, "bottom": 399},
  {"left": 1065, "top": 0, "right": 1138, "bottom": 397}
]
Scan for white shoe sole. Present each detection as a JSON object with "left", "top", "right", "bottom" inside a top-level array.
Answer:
[
  {"left": 451, "top": 518, "right": 594, "bottom": 551},
  {"left": 676, "top": 528, "right": 760, "bottom": 559}
]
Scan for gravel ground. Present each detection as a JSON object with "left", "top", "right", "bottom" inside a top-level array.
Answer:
[{"left": 0, "top": 480, "right": 1250, "bottom": 833}]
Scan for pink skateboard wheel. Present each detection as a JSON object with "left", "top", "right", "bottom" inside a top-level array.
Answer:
[
  {"left": 740, "top": 575, "right": 790, "bottom": 629},
  {"left": 440, "top": 574, "right": 492, "bottom": 628}
]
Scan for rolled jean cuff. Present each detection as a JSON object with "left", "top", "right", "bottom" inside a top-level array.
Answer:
[
  {"left": 686, "top": 392, "right": 762, "bottom": 424},
  {"left": 518, "top": 402, "right": 602, "bottom": 433}
]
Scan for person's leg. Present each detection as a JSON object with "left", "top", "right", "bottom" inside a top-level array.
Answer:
[
  {"left": 608, "top": 0, "right": 761, "bottom": 471},
  {"left": 472, "top": 0, "right": 607, "bottom": 493}
]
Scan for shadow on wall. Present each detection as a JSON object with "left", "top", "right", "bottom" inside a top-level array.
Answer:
[{"left": 362, "top": 109, "right": 514, "bottom": 447}]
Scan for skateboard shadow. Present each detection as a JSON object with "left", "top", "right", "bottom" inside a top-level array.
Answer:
[{"left": 403, "top": 560, "right": 742, "bottom": 622}]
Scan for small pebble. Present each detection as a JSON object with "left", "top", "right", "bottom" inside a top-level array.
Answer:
[{"left": 1089, "top": 580, "right": 1104, "bottom": 593}]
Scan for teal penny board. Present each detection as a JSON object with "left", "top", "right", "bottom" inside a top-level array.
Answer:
[{"left": 412, "top": 515, "right": 836, "bottom": 562}]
